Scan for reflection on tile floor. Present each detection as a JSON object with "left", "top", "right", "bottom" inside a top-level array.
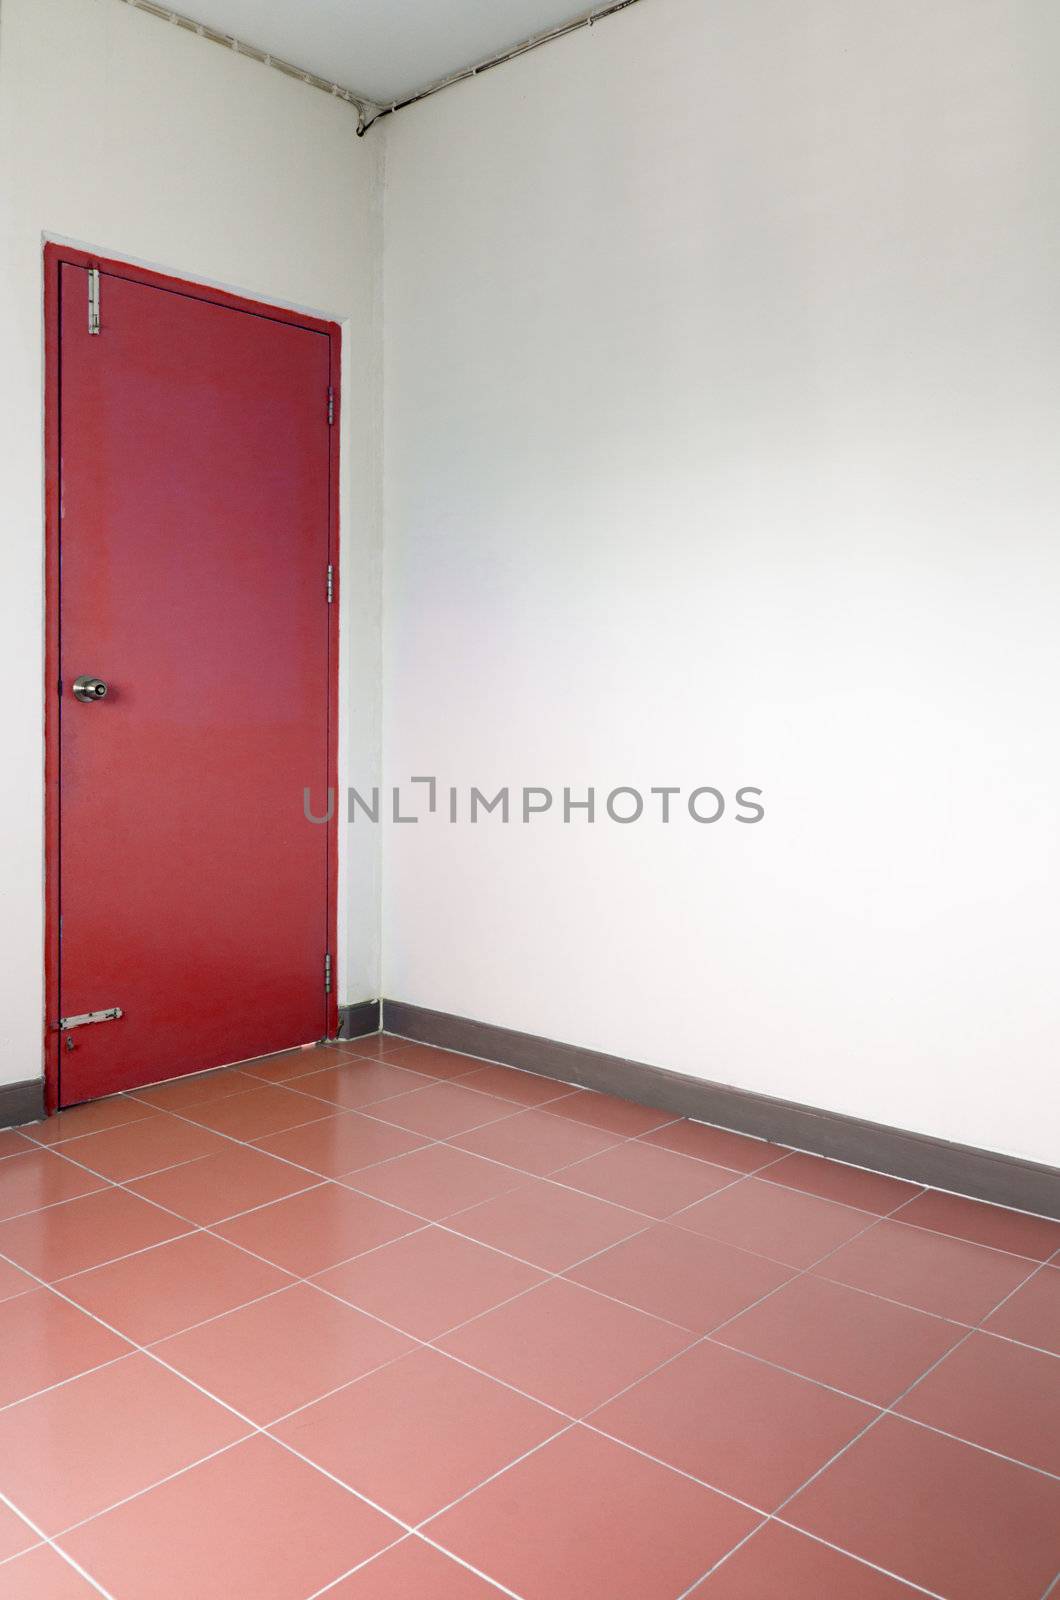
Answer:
[{"left": 0, "top": 1034, "right": 1056, "bottom": 1599}]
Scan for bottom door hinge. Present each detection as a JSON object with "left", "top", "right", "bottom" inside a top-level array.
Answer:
[
  {"left": 324, "top": 953, "right": 332, "bottom": 994},
  {"left": 327, "top": 563, "right": 334, "bottom": 604}
]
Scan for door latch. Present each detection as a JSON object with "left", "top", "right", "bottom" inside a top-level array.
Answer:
[{"left": 56, "top": 1007, "right": 123, "bottom": 1030}]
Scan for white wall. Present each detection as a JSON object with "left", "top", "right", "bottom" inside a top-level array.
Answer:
[
  {"left": 382, "top": 0, "right": 1060, "bottom": 1164},
  {"left": 0, "top": 0, "right": 383, "bottom": 1088}
]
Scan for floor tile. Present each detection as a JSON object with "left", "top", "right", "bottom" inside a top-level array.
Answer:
[
  {"left": 178, "top": 1083, "right": 333, "bottom": 1140},
  {"left": 274, "top": 1347, "right": 562, "bottom": 1523},
  {"left": 677, "top": 1178, "right": 874, "bottom": 1268},
  {"left": 364, "top": 1083, "right": 516, "bottom": 1139},
  {"left": 448, "top": 1177, "right": 647, "bottom": 1271},
  {"left": 155, "top": 1281, "right": 414, "bottom": 1424},
  {"left": 376, "top": 1042, "right": 491, "bottom": 1079},
  {"left": 453, "top": 1064, "right": 578, "bottom": 1108},
  {"left": 314, "top": 1226, "right": 544, "bottom": 1340},
  {"left": 439, "top": 1277, "right": 693, "bottom": 1415},
  {"left": 426, "top": 1424, "right": 757, "bottom": 1600},
  {"left": 0, "top": 1150, "right": 104, "bottom": 1221},
  {"left": 238, "top": 1042, "right": 357, "bottom": 1082},
  {"left": 338, "top": 1034, "right": 411, "bottom": 1062},
  {"left": 785, "top": 1413, "right": 1060, "bottom": 1600},
  {"left": 982, "top": 1264, "right": 1060, "bottom": 1355},
  {"left": 129, "top": 1066, "right": 262, "bottom": 1110},
  {"left": 344, "top": 1143, "right": 525, "bottom": 1219},
  {"left": 896, "top": 1189, "right": 1060, "bottom": 1261},
  {"left": 691, "top": 1520, "right": 924, "bottom": 1597},
  {"left": 896, "top": 1330, "right": 1060, "bottom": 1474},
  {"left": 568, "top": 1223, "right": 794, "bottom": 1332},
  {"left": 0, "top": 1129, "right": 36, "bottom": 1161},
  {"left": 254, "top": 1112, "right": 426, "bottom": 1177},
  {"left": 57, "top": 1115, "right": 229, "bottom": 1183},
  {"left": 716, "top": 1273, "right": 966, "bottom": 1404},
  {"left": 215, "top": 1183, "right": 418, "bottom": 1276},
  {"left": 0, "top": 1545, "right": 106, "bottom": 1597},
  {"left": 761, "top": 1152, "right": 923, "bottom": 1215},
  {"left": 0, "top": 1498, "right": 39, "bottom": 1562},
  {"left": 23, "top": 1097, "right": 155, "bottom": 1146},
  {"left": 327, "top": 1537, "right": 506, "bottom": 1597},
  {"left": 815, "top": 1219, "right": 1037, "bottom": 1323},
  {"left": 592, "top": 1338, "right": 873, "bottom": 1510},
  {"left": 59, "top": 1230, "right": 290, "bottom": 1343},
  {"left": 0, "top": 1255, "right": 35, "bottom": 1304},
  {"left": 0, "top": 1288, "right": 131, "bottom": 1408},
  {"left": 291, "top": 1061, "right": 434, "bottom": 1111},
  {"left": 0, "top": 1352, "right": 247, "bottom": 1533},
  {"left": 60, "top": 1433, "right": 402, "bottom": 1600},
  {"left": 558, "top": 1140, "right": 737, "bottom": 1218},
  {"left": 640, "top": 1120, "right": 785, "bottom": 1173},
  {"left": 0, "top": 1187, "right": 187, "bottom": 1281},
  {"left": 128, "top": 1142, "right": 318, "bottom": 1224},
  {"left": 543, "top": 1089, "right": 674, "bottom": 1136},
  {"left": 451, "top": 1106, "right": 623, "bottom": 1174}
]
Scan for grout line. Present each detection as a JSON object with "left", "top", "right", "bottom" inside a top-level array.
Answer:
[
  {"left": 1, "top": 1042, "right": 1056, "bottom": 1596},
  {"left": 301, "top": 1534, "right": 412, "bottom": 1600},
  {"left": 0, "top": 1486, "right": 117, "bottom": 1599}
]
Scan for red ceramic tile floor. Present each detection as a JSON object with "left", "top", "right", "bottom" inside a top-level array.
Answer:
[
  {"left": 784, "top": 1413, "right": 1060, "bottom": 1600},
  {"left": 154, "top": 1281, "right": 415, "bottom": 1423},
  {"left": 894, "top": 1329, "right": 1060, "bottom": 1474},
  {"left": 714, "top": 1272, "right": 966, "bottom": 1404},
  {"left": 274, "top": 1347, "right": 563, "bottom": 1524},
  {"left": 438, "top": 1276, "right": 694, "bottom": 1415},
  {"left": 815, "top": 1217, "right": 1038, "bottom": 1323},
  {"left": 567, "top": 1222, "right": 794, "bottom": 1331},
  {"left": 451, "top": 1104, "right": 624, "bottom": 1174},
  {"left": 982, "top": 1263, "right": 1060, "bottom": 1354},
  {"left": 690, "top": 1520, "right": 926, "bottom": 1597},
  {"left": 327, "top": 1535, "right": 508, "bottom": 1597},
  {"left": 639, "top": 1119, "right": 785, "bottom": 1173},
  {"left": 0, "top": 1149, "right": 104, "bottom": 1221},
  {"left": 313, "top": 1224, "right": 545, "bottom": 1339},
  {"left": 425, "top": 1424, "right": 758, "bottom": 1600},
  {"left": 557, "top": 1138, "right": 738, "bottom": 1217},
  {"left": 342, "top": 1141, "right": 525, "bottom": 1218},
  {"left": 591, "top": 1338, "right": 874, "bottom": 1509},
  {"left": 676, "top": 1177, "right": 876, "bottom": 1268},
  {"left": 0, "top": 1037, "right": 1056, "bottom": 1600},
  {"left": 0, "top": 1544, "right": 106, "bottom": 1597},
  {"left": 60, "top": 1434, "right": 402, "bottom": 1600}
]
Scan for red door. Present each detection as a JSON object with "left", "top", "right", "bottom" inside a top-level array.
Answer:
[{"left": 49, "top": 253, "right": 338, "bottom": 1106}]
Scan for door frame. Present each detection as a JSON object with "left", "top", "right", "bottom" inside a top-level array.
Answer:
[{"left": 43, "top": 242, "right": 341, "bottom": 1113}]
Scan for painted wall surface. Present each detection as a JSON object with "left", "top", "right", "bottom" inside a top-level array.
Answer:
[
  {"left": 0, "top": 0, "right": 382, "bottom": 1088},
  {"left": 382, "top": 0, "right": 1060, "bottom": 1163}
]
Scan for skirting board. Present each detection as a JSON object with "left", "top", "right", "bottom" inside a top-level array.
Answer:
[
  {"left": 0, "top": 1078, "right": 45, "bottom": 1131},
  {"left": 381, "top": 1000, "right": 1060, "bottom": 1220},
  {"left": 337, "top": 1000, "right": 382, "bottom": 1041}
]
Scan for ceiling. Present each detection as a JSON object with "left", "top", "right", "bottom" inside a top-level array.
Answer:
[{"left": 181, "top": 0, "right": 603, "bottom": 107}]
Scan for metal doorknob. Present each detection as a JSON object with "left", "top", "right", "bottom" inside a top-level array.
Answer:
[{"left": 72, "top": 676, "right": 108, "bottom": 702}]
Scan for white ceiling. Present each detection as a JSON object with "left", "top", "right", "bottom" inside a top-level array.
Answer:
[{"left": 182, "top": 0, "right": 602, "bottom": 107}]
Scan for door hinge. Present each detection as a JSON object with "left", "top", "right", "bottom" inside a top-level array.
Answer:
[
  {"left": 57, "top": 1006, "right": 123, "bottom": 1031},
  {"left": 324, "top": 953, "right": 332, "bottom": 994},
  {"left": 327, "top": 386, "right": 334, "bottom": 425},
  {"left": 326, "top": 563, "right": 334, "bottom": 604},
  {"left": 88, "top": 268, "right": 100, "bottom": 335}
]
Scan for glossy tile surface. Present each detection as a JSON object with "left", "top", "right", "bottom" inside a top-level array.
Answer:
[{"left": 0, "top": 1039, "right": 1055, "bottom": 1600}]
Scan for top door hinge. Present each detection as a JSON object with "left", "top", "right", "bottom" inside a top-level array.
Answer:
[
  {"left": 326, "top": 563, "right": 334, "bottom": 604},
  {"left": 327, "top": 387, "right": 334, "bottom": 425},
  {"left": 88, "top": 268, "right": 100, "bottom": 335}
]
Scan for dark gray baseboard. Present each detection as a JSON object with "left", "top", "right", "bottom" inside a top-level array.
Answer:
[
  {"left": 0, "top": 1078, "right": 45, "bottom": 1131},
  {"left": 337, "top": 1000, "right": 382, "bottom": 1040},
  {"left": 382, "top": 1000, "right": 1060, "bottom": 1220}
]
